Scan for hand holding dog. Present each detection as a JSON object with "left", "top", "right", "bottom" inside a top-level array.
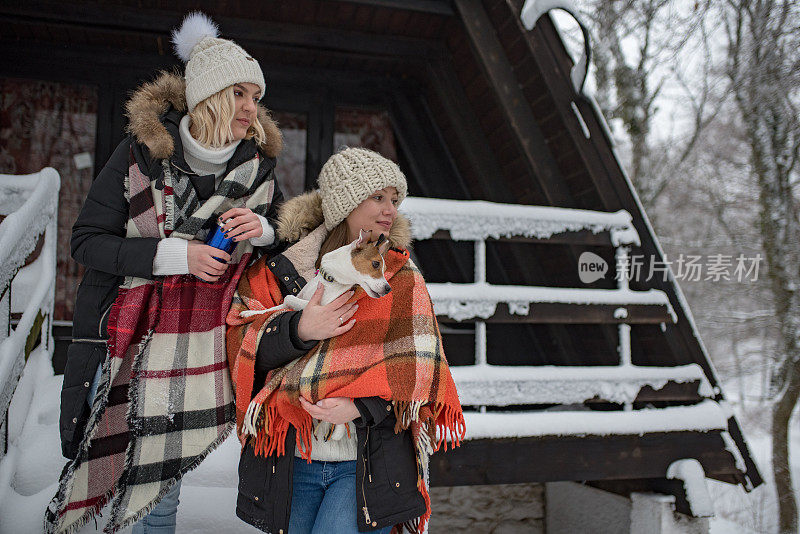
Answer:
[
  {"left": 297, "top": 286, "right": 357, "bottom": 341},
  {"left": 187, "top": 240, "right": 230, "bottom": 282},
  {"left": 220, "top": 207, "right": 263, "bottom": 241},
  {"left": 299, "top": 396, "right": 360, "bottom": 424}
]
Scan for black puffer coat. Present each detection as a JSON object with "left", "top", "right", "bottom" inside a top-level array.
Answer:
[
  {"left": 60, "top": 72, "right": 284, "bottom": 459},
  {"left": 235, "top": 191, "right": 426, "bottom": 533}
]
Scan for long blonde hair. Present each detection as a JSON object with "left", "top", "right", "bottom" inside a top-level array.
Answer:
[{"left": 189, "top": 86, "right": 267, "bottom": 148}]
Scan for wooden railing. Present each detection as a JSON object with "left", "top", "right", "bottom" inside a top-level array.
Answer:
[
  {"left": 0, "top": 168, "right": 59, "bottom": 460},
  {"left": 400, "top": 197, "right": 710, "bottom": 415}
]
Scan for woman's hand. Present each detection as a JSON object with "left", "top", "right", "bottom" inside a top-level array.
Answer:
[
  {"left": 299, "top": 397, "right": 360, "bottom": 424},
  {"left": 220, "top": 207, "right": 263, "bottom": 241},
  {"left": 297, "top": 286, "right": 358, "bottom": 341},
  {"left": 187, "top": 240, "right": 230, "bottom": 282}
]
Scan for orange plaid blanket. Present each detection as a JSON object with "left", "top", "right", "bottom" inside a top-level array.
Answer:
[{"left": 226, "top": 247, "right": 465, "bottom": 531}]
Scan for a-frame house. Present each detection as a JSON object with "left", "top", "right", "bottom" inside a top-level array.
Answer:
[{"left": 0, "top": 1, "right": 763, "bottom": 531}]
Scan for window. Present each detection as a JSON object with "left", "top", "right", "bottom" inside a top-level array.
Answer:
[
  {"left": 0, "top": 78, "right": 98, "bottom": 320},
  {"left": 334, "top": 107, "right": 397, "bottom": 162},
  {"left": 271, "top": 110, "right": 307, "bottom": 199}
]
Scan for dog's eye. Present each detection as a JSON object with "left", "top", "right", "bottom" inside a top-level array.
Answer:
[{"left": 372, "top": 261, "right": 380, "bottom": 269}]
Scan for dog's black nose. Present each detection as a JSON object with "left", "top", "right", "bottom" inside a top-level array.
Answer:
[{"left": 383, "top": 285, "right": 391, "bottom": 294}]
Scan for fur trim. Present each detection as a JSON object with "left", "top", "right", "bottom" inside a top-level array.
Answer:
[
  {"left": 276, "top": 190, "right": 325, "bottom": 242},
  {"left": 125, "top": 71, "right": 186, "bottom": 160},
  {"left": 276, "top": 189, "right": 413, "bottom": 249},
  {"left": 256, "top": 105, "right": 284, "bottom": 160},
  {"left": 125, "top": 71, "right": 283, "bottom": 160}
]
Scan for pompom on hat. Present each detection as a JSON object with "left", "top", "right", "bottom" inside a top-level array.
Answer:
[
  {"left": 318, "top": 147, "right": 408, "bottom": 230},
  {"left": 171, "top": 12, "right": 265, "bottom": 112}
]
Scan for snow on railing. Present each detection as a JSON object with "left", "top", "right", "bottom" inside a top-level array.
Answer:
[
  {"left": 458, "top": 400, "right": 729, "bottom": 440},
  {"left": 402, "top": 197, "right": 639, "bottom": 244},
  {"left": 400, "top": 197, "right": 688, "bottom": 414},
  {"left": 451, "top": 364, "right": 713, "bottom": 407},
  {"left": 0, "top": 168, "right": 59, "bottom": 458}
]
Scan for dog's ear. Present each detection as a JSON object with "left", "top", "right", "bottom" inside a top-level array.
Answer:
[
  {"left": 375, "top": 233, "right": 391, "bottom": 255},
  {"left": 354, "top": 229, "right": 371, "bottom": 250}
]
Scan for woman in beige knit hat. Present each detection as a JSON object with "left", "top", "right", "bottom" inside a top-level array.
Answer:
[
  {"left": 48, "top": 12, "right": 285, "bottom": 534},
  {"left": 228, "top": 147, "right": 464, "bottom": 534}
]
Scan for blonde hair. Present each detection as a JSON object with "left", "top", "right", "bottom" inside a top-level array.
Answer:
[{"left": 188, "top": 86, "right": 267, "bottom": 148}]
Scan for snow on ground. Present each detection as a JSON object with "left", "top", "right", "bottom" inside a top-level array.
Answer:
[
  {"left": 0, "top": 355, "right": 258, "bottom": 534},
  {"left": 704, "top": 371, "right": 800, "bottom": 534}
]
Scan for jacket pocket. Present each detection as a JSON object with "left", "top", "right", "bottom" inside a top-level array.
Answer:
[
  {"left": 72, "top": 269, "right": 119, "bottom": 339},
  {"left": 378, "top": 427, "right": 420, "bottom": 495},
  {"left": 238, "top": 440, "right": 273, "bottom": 511}
]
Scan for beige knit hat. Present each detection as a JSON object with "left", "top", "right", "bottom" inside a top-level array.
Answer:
[
  {"left": 171, "top": 12, "right": 265, "bottom": 112},
  {"left": 318, "top": 148, "right": 408, "bottom": 230}
]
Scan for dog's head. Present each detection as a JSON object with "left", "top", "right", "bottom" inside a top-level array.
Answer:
[{"left": 322, "top": 229, "right": 392, "bottom": 298}]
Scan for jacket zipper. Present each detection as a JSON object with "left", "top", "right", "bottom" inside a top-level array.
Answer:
[
  {"left": 71, "top": 338, "right": 107, "bottom": 344},
  {"left": 361, "top": 426, "right": 371, "bottom": 525},
  {"left": 170, "top": 160, "right": 195, "bottom": 176},
  {"left": 98, "top": 304, "right": 112, "bottom": 338}
]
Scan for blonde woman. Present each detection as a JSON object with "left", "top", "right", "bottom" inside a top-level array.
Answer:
[{"left": 48, "top": 13, "right": 284, "bottom": 534}]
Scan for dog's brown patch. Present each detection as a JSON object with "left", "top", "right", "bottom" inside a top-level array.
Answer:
[{"left": 351, "top": 245, "right": 385, "bottom": 277}]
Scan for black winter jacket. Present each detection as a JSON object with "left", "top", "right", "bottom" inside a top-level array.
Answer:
[
  {"left": 236, "top": 251, "right": 427, "bottom": 533},
  {"left": 60, "top": 78, "right": 284, "bottom": 458}
]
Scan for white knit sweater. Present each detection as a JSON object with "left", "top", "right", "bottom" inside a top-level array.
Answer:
[{"left": 296, "top": 421, "right": 357, "bottom": 462}]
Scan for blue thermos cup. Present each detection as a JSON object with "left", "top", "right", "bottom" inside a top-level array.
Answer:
[{"left": 205, "top": 219, "right": 236, "bottom": 257}]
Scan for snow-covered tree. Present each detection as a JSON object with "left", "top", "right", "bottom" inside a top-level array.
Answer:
[
  {"left": 583, "top": 0, "right": 722, "bottom": 214},
  {"left": 720, "top": 0, "right": 800, "bottom": 531}
]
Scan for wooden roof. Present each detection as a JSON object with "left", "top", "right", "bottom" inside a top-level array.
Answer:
[{"left": 0, "top": 0, "right": 762, "bottom": 495}]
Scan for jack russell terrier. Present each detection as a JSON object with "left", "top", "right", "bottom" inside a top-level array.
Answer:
[{"left": 240, "top": 229, "right": 392, "bottom": 318}]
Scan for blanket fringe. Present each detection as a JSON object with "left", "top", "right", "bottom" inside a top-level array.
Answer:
[
  {"left": 243, "top": 399, "right": 263, "bottom": 436},
  {"left": 435, "top": 403, "right": 466, "bottom": 452},
  {"left": 393, "top": 400, "right": 423, "bottom": 433},
  {"left": 416, "top": 476, "right": 432, "bottom": 533}
]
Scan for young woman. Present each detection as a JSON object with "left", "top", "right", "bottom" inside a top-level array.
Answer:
[
  {"left": 227, "top": 147, "right": 465, "bottom": 533},
  {"left": 47, "top": 13, "right": 284, "bottom": 534}
]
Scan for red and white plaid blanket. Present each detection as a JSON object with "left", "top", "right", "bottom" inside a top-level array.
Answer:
[{"left": 46, "top": 153, "right": 276, "bottom": 534}]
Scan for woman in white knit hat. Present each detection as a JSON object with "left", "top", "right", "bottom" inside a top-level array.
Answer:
[
  {"left": 227, "top": 147, "right": 465, "bottom": 534},
  {"left": 48, "top": 12, "right": 285, "bottom": 534}
]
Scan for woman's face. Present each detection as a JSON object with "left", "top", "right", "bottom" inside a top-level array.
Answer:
[
  {"left": 345, "top": 187, "right": 399, "bottom": 242},
  {"left": 231, "top": 82, "right": 261, "bottom": 141}
]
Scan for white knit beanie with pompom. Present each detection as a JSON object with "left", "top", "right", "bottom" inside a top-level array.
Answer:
[
  {"left": 171, "top": 12, "right": 265, "bottom": 112},
  {"left": 318, "top": 147, "right": 408, "bottom": 230}
]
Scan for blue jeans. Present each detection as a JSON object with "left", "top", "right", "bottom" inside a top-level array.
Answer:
[
  {"left": 289, "top": 457, "right": 392, "bottom": 534},
  {"left": 88, "top": 364, "right": 181, "bottom": 534}
]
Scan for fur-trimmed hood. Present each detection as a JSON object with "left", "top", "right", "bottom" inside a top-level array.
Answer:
[
  {"left": 124, "top": 71, "right": 283, "bottom": 160},
  {"left": 276, "top": 190, "right": 412, "bottom": 250}
]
